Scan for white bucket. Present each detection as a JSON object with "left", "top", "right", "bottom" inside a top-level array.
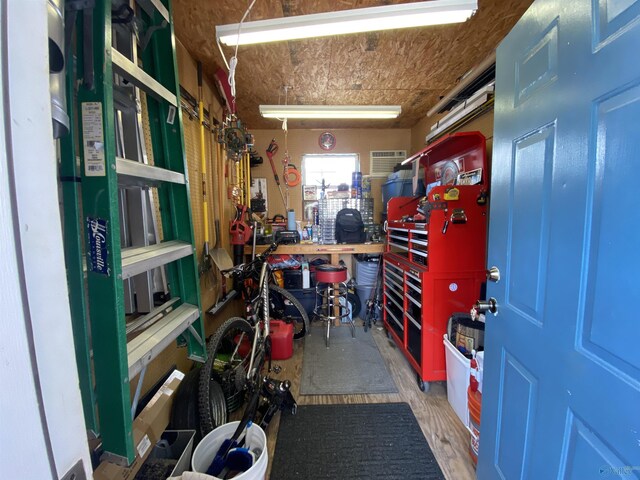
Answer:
[
  {"left": 191, "top": 421, "right": 267, "bottom": 480},
  {"left": 443, "top": 334, "right": 471, "bottom": 428}
]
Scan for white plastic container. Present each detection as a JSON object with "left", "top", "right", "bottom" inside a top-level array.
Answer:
[
  {"left": 476, "top": 350, "right": 484, "bottom": 393},
  {"left": 443, "top": 334, "right": 471, "bottom": 428},
  {"left": 191, "top": 421, "right": 267, "bottom": 480}
]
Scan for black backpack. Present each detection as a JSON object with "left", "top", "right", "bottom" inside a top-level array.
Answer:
[{"left": 335, "top": 208, "right": 365, "bottom": 244}]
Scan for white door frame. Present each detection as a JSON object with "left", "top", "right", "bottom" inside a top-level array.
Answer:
[{"left": 0, "top": 0, "right": 92, "bottom": 478}]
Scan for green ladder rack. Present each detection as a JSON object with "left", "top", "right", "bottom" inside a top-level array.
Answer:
[{"left": 61, "top": 0, "right": 205, "bottom": 465}]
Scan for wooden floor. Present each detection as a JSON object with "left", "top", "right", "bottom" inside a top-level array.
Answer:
[{"left": 262, "top": 323, "right": 476, "bottom": 480}]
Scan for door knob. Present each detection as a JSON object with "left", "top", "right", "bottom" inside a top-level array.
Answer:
[
  {"left": 472, "top": 298, "right": 498, "bottom": 317},
  {"left": 487, "top": 266, "right": 500, "bottom": 283}
]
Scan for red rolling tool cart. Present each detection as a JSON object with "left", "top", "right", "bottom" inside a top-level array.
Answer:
[{"left": 383, "top": 131, "right": 488, "bottom": 392}]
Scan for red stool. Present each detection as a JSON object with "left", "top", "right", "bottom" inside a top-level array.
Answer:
[{"left": 313, "top": 264, "right": 354, "bottom": 347}]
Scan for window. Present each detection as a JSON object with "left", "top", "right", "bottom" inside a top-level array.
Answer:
[
  {"left": 302, "top": 153, "right": 359, "bottom": 188},
  {"left": 301, "top": 153, "right": 359, "bottom": 221}
]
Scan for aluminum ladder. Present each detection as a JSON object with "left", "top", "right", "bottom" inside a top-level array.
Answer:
[{"left": 60, "top": 0, "right": 205, "bottom": 465}]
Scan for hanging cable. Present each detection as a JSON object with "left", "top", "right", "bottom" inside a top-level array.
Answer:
[
  {"left": 217, "top": 0, "right": 258, "bottom": 100},
  {"left": 228, "top": 56, "right": 238, "bottom": 97},
  {"left": 276, "top": 85, "right": 290, "bottom": 125},
  {"left": 233, "top": 0, "right": 257, "bottom": 59}
]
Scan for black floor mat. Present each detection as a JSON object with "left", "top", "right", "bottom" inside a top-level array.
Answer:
[{"left": 270, "top": 403, "right": 445, "bottom": 480}]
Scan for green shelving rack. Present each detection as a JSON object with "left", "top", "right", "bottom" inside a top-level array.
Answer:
[{"left": 61, "top": 0, "right": 205, "bottom": 464}]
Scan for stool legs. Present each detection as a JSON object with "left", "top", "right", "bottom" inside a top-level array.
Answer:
[
  {"left": 313, "top": 281, "right": 353, "bottom": 348},
  {"left": 326, "top": 315, "right": 331, "bottom": 348},
  {"left": 348, "top": 311, "right": 355, "bottom": 339}
]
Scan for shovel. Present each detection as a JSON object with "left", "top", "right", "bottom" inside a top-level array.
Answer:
[{"left": 209, "top": 139, "right": 233, "bottom": 274}]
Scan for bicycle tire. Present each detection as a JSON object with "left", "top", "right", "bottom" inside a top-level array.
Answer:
[
  {"left": 198, "top": 316, "right": 254, "bottom": 435},
  {"left": 170, "top": 367, "right": 201, "bottom": 437},
  {"left": 269, "top": 284, "right": 310, "bottom": 339},
  {"left": 347, "top": 292, "right": 361, "bottom": 320}
]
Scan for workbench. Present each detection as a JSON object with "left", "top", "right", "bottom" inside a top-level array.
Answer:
[
  {"left": 245, "top": 242, "right": 385, "bottom": 326},
  {"left": 244, "top": 242, "right": 385, "bottom": 265}
]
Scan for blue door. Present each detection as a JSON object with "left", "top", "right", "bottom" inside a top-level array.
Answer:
[{"left": 479, "top": 0, "right": 640, "bottom": 478}]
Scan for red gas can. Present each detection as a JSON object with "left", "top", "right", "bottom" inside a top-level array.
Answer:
[{"left": 270, "top": 320, "right": 294, "bottom": 360}]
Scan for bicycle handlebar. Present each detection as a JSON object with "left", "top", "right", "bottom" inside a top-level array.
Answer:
[{"left": 220, "top": 240, "right": 281, "bottom": 279}]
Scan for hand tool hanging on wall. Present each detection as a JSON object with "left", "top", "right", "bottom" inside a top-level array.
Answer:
[
  {"left": 209, "top": 116, "right": 234, "bottom": 300},
  {"left": 234, "top": 157, "right": 242, "bottom": 203},
  {"left": 266, "top": 139, "right": 287, "bottom": 209},
  {"left": 230, "top": 205, "right": 253, "bottom": 266},
  {"left": 237, "top": 151, "right": 244, "bottom": 203},
  {"left": 198, "top": 62, "right": 214, "bottom": 277},
  {"left": 245, "top": 151, "right": 251, "bottom": 207}
]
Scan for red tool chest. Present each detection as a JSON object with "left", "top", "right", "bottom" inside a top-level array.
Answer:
[{"left": 383, "top": 131, "right": 488, "bottom": 391}]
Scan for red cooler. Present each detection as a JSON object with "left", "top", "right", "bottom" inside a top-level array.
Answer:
[{"left": 270, "top": 320, "right": 294, "bottom": 360}]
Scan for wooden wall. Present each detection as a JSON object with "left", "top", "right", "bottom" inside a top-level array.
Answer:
[
  {"left": 250, "top": 128, "right": 411, "bottom": 223},
  {"left": 133, "top": 40, "right": 242, "bottom": 398}
]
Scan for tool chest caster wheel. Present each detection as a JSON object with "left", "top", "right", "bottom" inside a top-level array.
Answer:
[
  {"left": 386, "top": 329, "right": 392, "bottom": 339},
  {"left": 417, "top": 374, "right": 430, "bottom": 393}
]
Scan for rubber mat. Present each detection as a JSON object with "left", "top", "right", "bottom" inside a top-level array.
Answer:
[
  {"left": 300, "top": 326, "right": 398, "bottom": 395},
  {"left": 270, "top": 403, "right": 445, "bottom": 480}
]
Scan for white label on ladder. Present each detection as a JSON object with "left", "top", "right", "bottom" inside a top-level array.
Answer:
[
  {"left": 81, "top": 102, "right": 106, "bottom": 177},
  {"left": 166, "top": 105, "right": 176, "bottom": 125}
]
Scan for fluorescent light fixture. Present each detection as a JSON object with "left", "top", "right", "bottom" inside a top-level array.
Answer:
[
  {"left": 259, "top": 105, "right": 402, "bottom": 119},
  {"left": 217, "top": 0, "right": 477, "bottom": 46}
]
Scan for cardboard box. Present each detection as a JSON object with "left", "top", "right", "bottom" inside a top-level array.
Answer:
[
  {"left": 94, "top": 369, "right": 185, "bottom": 480},
  {"left": 137, "top": 430, "right": 195, "bottom": 479},
  {"left": 326, "top": 190, "right": 350, "bottom": 199}
]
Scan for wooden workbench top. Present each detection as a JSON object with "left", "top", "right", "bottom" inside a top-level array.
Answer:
[{"left": 244, "top": 242, "right": 385, "bottom": 255}]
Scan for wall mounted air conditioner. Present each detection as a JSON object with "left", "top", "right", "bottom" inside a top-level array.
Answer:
[{"left": 369, "top": 150, "right": 407, "bottom": 177}]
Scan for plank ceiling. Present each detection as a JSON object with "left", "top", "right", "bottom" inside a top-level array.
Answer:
[{"left": 173, "top": 0, "right": 533, "bottom": 130}]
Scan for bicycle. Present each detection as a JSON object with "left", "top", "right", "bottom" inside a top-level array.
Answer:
[{"left": 198, "top": 240, "right": 306, "bottom": 435}]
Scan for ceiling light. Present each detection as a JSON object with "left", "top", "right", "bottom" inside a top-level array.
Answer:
[
  {"left": 259, "top": 105, "right": 402, "bottom": 119},
  {"left": 217, "top": 0, "right": 477, "bottom": 46}
]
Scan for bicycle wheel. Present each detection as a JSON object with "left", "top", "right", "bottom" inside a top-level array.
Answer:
[
  {"left": 269, "top": 284, "right": 310, "bottom": 339},
  {"left": 347, "top": 291, "right": 361, "bottom": 320},
  {"left": 170, "top": 367, "right": 202, "bottom": 437},
  {"left": 198, "top": 316, "right": 254, "bottom": 435}
]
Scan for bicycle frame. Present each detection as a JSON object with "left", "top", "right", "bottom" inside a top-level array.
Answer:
[{"left": 247, "top": 260, "right": 271, "bottom": 383}]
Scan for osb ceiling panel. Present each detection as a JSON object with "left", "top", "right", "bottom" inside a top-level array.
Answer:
[{"left": 173, "top": 0, "right": 533, "bottom": 129}]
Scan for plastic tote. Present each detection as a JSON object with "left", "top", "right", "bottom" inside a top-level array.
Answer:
[
  {"left": 443, "top": 334, "right": 471, "bottom": 428},
  {"left": 191, "top": 421, "right": 267, "bottom": 480}
]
